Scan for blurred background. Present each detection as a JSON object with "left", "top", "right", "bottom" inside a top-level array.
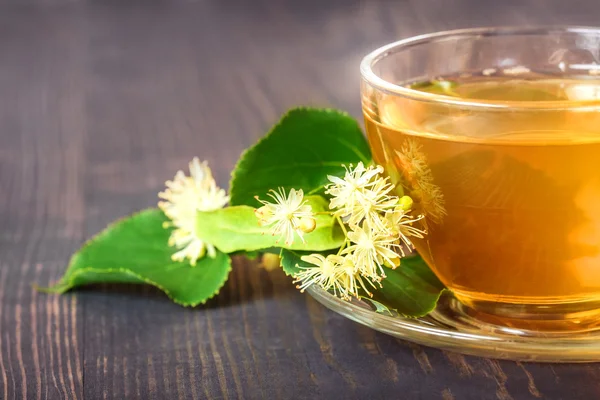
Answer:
[{"left": 2, "top": 0, "right": 600, "bottom": 194}]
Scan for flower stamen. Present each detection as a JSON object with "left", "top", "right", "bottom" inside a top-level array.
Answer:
[{"left": 255, "top": 188, "right": 315, "bottom": 246}]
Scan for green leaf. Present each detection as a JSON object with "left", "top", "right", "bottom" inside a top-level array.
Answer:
[
  {"left": 241, "top": 251, "right": 260, "bottom": 260},
  {"left": 41, "top": 209, "right": 232, "bottom": 307},
  {"left": 280, "top": 249, "right": 311, "bottom": 276},
  {"left": 411, "top": 79, "right": 460, "bottom": 97},
  {"left": 230, "top": 107, "right": 372, "bottom": 207},
  {"left": 195, "top": 195, "right": 344, "bottom": 253},
  {"left": 371, "top": 255, "right": 448, "bottom": 318},
  {"left": 361, "top": 297, "right": 395, "bottom": 316}
]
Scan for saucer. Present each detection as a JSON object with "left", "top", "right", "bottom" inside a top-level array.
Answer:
[{"left": 307, "top": 286, "right": 600, "bottom": 362}]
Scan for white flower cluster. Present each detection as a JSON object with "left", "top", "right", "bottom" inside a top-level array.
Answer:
[
  {"left": 158, "top": 158, "right": 229, "bottom": 265},
  {"left": 295, "top": 162, "right": 426, "bottom": 300},
  {"left": 158, "top": 157, "right": 425, "bottom": 303}
]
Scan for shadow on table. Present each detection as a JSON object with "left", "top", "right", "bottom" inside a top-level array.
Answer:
[{"left": 66, "top": 256, "right": 298, "bottom": 310}]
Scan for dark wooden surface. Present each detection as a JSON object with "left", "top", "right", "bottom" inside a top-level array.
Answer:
[{"left": 3, "top": 1, "right": 600, "bottom": 399}]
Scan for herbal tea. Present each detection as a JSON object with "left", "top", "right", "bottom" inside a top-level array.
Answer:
[{"left": 364, "top": 73, "right": 600, "bottom": 317}]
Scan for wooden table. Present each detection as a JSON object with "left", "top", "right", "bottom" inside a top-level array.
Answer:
[{"left": 2, "top": 1, "right": 600, "bottom": 399}]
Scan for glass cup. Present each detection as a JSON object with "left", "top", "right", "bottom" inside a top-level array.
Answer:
[{"left": 360, "top": 26, "right": 600, "bottom": 331}]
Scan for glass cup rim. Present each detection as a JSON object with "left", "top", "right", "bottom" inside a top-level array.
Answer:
[{"left": 360, "top": 25, "right": 600, "bottom": 111}]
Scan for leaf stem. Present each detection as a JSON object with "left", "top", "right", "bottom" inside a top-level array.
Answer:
[
  {"left": 313, "top": 211, "right": 335, "bottom": 216},
  {"left": 335, "top": 215, "right": 350, "bottom": 255},
  {"left": 336, "top": 214, "right": 348, "bottom": 237}
]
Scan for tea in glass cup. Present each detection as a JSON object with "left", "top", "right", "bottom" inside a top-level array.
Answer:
[{"left": 361, "top": 27, "right": 600, "bottom": 329}]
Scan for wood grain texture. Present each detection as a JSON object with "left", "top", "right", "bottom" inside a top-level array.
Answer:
[{"left": 2, "top": 0, "right": 600, "bottom": 399}]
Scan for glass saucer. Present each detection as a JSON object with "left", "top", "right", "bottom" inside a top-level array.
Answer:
[{"left": 306, "top": 286, "right": 600, "bottom": 362}]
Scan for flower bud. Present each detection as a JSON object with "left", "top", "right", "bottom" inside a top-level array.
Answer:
[
  {"left": 298, "top": 217, "right": 316, "bottom": 233},
  {"left": 397, "top": 195, "right": 414, "bottom": 212},
  {"left": 260, "top": 253, "right": 281, "bottom": 271},
  {"left": 384, "top": 255, "right": 401, "bottom": 269}
]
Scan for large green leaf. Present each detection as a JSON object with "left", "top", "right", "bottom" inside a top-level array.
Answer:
[
  {"left": 196, "top": 196, "right": 343, "bottom": 253},
  {"left": 42, "top": 209, "right": 232, "bottom": 307},
  {"left": 371, "top": 256, "right": 448, "bottom": 318},
  {"left": 230, "top": 107, "right": 372, "bottom": 207}
]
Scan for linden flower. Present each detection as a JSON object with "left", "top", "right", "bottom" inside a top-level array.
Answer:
[
  {"left": 326, "top": 162, "right": 396, "bottom": 229},
  {"left": 295, "top": 254, "right": 351, "bottom": 299},
  {"left": 335, "top": 254, "right": 379, "bottom": 298},
  {"left": 345, "top": 177, "right": 398, "bottom": 230},
  {"left": 326, "top": 162, "right": 382, "bottom": 211},
  {"left": 158, "top": 158, "right": 229, "bottom": 265},
  {"left": 395, "top": 139, "right": 446, "bottom": 223},
  {"left": 384, "top": 206, "right": 426, "bottom": 257},
  {"left": 294, "top": 254, "right": 366, "bottom": 300},
  {"left": 344, "top": 223, "right": 400, "bottom": 280},
  {"left": 295, "top": 253, "right": 379, "bottom": 299},
  {"left": 255, "top": 188, "right": 316, "bottom": 246}
]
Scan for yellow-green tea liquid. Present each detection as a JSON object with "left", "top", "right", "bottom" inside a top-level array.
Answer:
[{"left": 364, "top": 74, "right": 600, "bottom": 326}]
